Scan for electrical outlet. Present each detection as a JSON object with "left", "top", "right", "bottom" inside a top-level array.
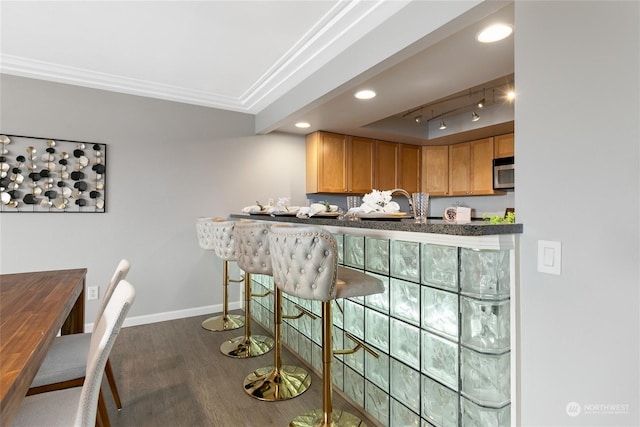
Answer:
[{"left": 87, "top": 286, "right": 99, "bottom": 301}]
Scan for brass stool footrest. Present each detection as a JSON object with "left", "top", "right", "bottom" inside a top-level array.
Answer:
[
  {"left": 333, "top": 332, "right": 379, "bottom": 358},
  {"left": 283, "top": 304, "right": 318, "bottom": 320},
  {"left": 289, "top": 408, "right": 367, "bottom": 427},
  {"left": 201, "top": 314, "right": 244, "bottom": 332},
  {"left": 228, "top": 275, "right": 245, "bottom": 284},
  {"left": 220, "top": 335, "right": 274, "bottom": 358},
  {"left": 244, "top": 365, "right": 312, "bottom": 401},
  {"left": 251, "top": 290, "right": 273, "bottom": 298}
]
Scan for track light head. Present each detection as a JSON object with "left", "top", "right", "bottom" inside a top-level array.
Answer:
[
  {"left": 476, "top": 98, "right": 485, "bottom": 109},
  {"left": 471, "top": 111, "right": 480, "bottom": 122},
  {"left": 439, "top": 120, "right": 447, "bottom": 130},
  {"left": 415, "top": 115, "right": 424, "bottom": 124}
]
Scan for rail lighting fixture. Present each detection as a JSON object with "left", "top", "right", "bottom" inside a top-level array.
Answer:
[
  {"left": 506, "top": 90, "right": 516, "bottom": 101},
  {"left": 415, "top": 115, "right": 424, "bottom": 124},
  {"left": 355, "top": 89, "right": 376, "bottom": 100},
  {"left": 471, "top": 111, "right": 480, "bottom": 122},
  {"left": 439, "top": 121, "right": 447, "bottom": 130},
  {"left": 476, "top": 98, "right": 485, "bottom": 109},
  {"left": 295, "top": 122, "right": 311, "bottom": 128},
  {"left": 476, "top": 23, "right": 513, "bottom": 43}
]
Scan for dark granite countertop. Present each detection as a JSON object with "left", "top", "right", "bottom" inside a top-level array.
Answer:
[{"left": 229, "top": 213, "right": 522, "bottom": 236}]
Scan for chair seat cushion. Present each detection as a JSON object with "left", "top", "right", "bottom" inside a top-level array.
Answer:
[
  {"left": 30, "top": 333, "right": 89, "bottom": 387},
  {"left": 11, "top": 387, "right": 81, "bottom": 426},
  {"left": 335, "top": 267, "right": 384, "bottom": 300}
]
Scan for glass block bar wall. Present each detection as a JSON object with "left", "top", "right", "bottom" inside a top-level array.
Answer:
[{"left": 250, "top": 231, "right": 513, "bottom": 427}]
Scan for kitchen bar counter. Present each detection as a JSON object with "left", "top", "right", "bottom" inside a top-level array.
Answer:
[
  {"left": 229, "top": 213, "right": 522, "bottom": 236},
  {"left": 232, "top": 213, "right": 519, "bottom": 426}
]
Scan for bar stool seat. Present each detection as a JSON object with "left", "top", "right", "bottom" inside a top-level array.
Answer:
[
  {"left": 196, "top": 218, "right": 245, "bottom": 331},
  {"left": 269, "top": 224, "right": 384, "bottom": 427}
]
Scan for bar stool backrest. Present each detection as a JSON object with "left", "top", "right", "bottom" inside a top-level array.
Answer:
[
  {"left": 210, "top": 221, "right": 238, "bottom": 262},
  {"left": 196, "top": 217, "right": 218, "bottom": 251},
  {"left": 269, "top": 225, "right": 339, "bottom": 301},
  {"left": 233, "top": 221, "right": 273, "bottom": 275}
]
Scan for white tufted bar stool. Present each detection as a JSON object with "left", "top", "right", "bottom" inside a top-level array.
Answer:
[
  {"left": 196, "top": 218, "right": 245, "bottom": 331},
  {"left": 269, "top": 224, "right": 385, "bottom": 427},
  {"left": 228, "top": 221, "right": 313, "bottom": 401}
]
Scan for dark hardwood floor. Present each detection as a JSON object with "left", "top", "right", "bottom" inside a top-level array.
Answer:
[{"left": 105, "top": 311, "right": 374, "bottom": 426}]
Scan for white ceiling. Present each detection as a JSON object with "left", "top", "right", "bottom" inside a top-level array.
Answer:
[{"left": 0, "top": 0, "right": 514, "bottom": 145}]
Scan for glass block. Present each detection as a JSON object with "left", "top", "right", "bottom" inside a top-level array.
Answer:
[
  {"left": 334, "top": 233, "right": 344, "bottom": 264},
  {"left": 390, "top": 278, "right": 420, "bottom": 326},
  {"left": 460, "top": 248, "right": 510, "bottom": 299},
  {"left": 461, "top": 348, "right": 510, "bottom": 407},
  {"left": 310, "top": 300, "right": 321, "bottom": 317},
  {"left": 421, "top": 286, "right": 458, "bottom": 341},
  {"left": 283, "top": 323, "right": 298, "bottom": 353},
  {"left": 391, "top": 240, "right": 420, "bottom": 282},
  {"left": 344, "top": 366, "right": 365, "bottom": 407},
  {"left": 391, "top": 399, "right": 420, "bottom": 427},
  {"left": 365, "top": 349, "right": 389, "bottom": 391},
  {"left": 300, "top": 310, "right": 312, "bottom": 338},
  {"left": 334, "top": 299, "right": 344, "bottom": 328},
  {"left": 421, "top": 374, "right": 458, "bottom": 427},
  {"left": 332, "top": 358, "right": 344, "bottom": 389},
  {"left": 312, "top": 312, "right": 322, "bottom": 345},
  {"left": 421, "top": 244, "right": 458, "bottom": 291},
  {"left": 390, "top": 318, "right": 420, "bottom": 367},
  {"left": 461, "top": 297, "right": 510, "bottom": 353},
  {"left": 390, "top": 359, "right": 420, "bottom": 413},
  {"left": 366, "top": 237, "right": 390, "bottom": 274},
  {"left": 312, "top": 342, "right": 322, "bottom": 373},
  {"left": 421, "top": 331, "right": 458, "bottom": 390},
  {"left": 365, "top": 308, "right": 389, "bottom": 352},
  {"left": 299, "top": 335, "right": 312, "bottom": 365},
  {"left": 343, "top": 343, "right": 364, "bottom": 375},
  {"left": 344, "top": 299, "right": 365, "bottom": 339},
  {"left": 345, "top": 234, "right": 365, "bottom": 269},
  {"left": 333, "top": 326, "right": 344, "bottom": 361},
  {"left": 366, "top": 380, "right": 390, "bottom": 427},
  {"left": 461, "top": 398, "right": 510, "bottom": 427},
  {"left": 366, "top": 273, "right": 390, "bottom": 314}
]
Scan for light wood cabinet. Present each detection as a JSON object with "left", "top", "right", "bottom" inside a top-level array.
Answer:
[
  {"left": 448, "top": 137, "right": 503, "bottom": 196},
  {"left": 348, "top": 136, "right": 375, "bottom": 193},
  {"left": 306, "top": 131, "right": 374, "bottom": 193},
  {"left": 421, "top": 145, "right": 449, "bottom": 196},
  {"left": 494, "top": 132, "right": 515, "bottom": 158},
  {"left": 399, "top": 144, "right": 421, "bottom": 193},
  {"left": 374, "top": 140, "right": 398, "bottom": 190}
]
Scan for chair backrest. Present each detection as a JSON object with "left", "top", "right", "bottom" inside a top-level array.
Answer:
[
  {"left": 233, "top": 221, "right": 273, "bottom": 275},
  {"left": 94, "top": 259, "right": 131, "bottom": 325},
  {"left": 195, "top": 217, "right": 223, "bottom": 251},
  {"left": 209, "top": 220, "right": 238, "bottom": 261},
  {"left": 269, "top": 224, "right": 339, "bottom": 301},
  {"left": 76, "top": 279, "right": 135, "bottom": 427}
]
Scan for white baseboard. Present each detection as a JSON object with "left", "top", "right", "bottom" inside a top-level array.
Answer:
[{"left": 84, "top": 301, "right": 244, "bottom": 332}]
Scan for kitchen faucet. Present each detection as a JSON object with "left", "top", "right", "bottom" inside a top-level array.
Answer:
[{"left": 389, "top": 188, "right": 414, "bottom": 216}]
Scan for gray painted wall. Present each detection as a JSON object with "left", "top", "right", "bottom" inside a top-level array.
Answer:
[
  {"left": 0, "top": 74, "right": 308, "bottom": 325},
  {"left": 516, "top": 2, "right": 639, "bottom": 426}
]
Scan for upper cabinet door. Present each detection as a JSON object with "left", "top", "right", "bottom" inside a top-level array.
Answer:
[
  {"left": 306, "top": 131, "right": 347, "bottom": 193},
  {"left": 469, "top": 137, "right": 496, "bottom": 194},
  {"left": 494, "top": 133, "right": 515, "bottom": 158},
  {"left": 375, "top": 140, "right": 398, "bottom": 190},
  {"left": 422, "top": 145, "right": 449, "bottom": 196},
  {"left": 399, "top": 144, "right": 421, "bottom": 194},
  {"left": 448, "top": 142, "right": 471, "bottom": 195},
  {"left": 348, "top": 136, "right": 374, "bottom": 194}
]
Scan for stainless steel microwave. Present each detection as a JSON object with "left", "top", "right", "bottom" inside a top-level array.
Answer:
[{"left": 493, "top": 156, "right": 515, "bottom": 190}]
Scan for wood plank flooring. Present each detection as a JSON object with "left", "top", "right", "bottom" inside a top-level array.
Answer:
[{"left": 104, "top": 311, "right": 375, "bottom": 427}]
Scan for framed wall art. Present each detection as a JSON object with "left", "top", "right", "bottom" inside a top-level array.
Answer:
[{"left": 0, "top": 134, "right": 107, "bottom": 213}]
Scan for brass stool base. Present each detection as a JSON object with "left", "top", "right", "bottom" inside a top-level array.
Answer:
[
  {"left": 220, "top": 335, "right": 274, "bottom": 358},
  {"left": 289, "top": 409, "right": 366, "bottom": 427},
  {"left": 201, "top": 314, "right": 244, "bottom": 331},
  {"left": 243, "top": 365, "right": 312, "bottom": 401}
]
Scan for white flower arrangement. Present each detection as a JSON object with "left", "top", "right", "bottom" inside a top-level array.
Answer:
[{"left": 358, "top": 189, "right": 400, "bottom": 213}]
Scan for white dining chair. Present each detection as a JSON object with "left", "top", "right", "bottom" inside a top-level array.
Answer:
[
  {"left": 11, "top": 279, "right": 135, "bottom": 427},
  {"left": 27, "top": 259, "right": 131, "bottom": 409}
]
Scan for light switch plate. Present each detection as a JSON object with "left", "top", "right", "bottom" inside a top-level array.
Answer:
[{"left": 537, "top": 240, "right": 561, "bottom": 275}]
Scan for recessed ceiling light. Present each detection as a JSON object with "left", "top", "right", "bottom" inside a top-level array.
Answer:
[
  {"left": 295, "top": 122, "right": 311, "bottom": 129},
  {"left": 476, "top": 23, "right": 513, "bottom": 43},
  {"left": 354, "top": 90, "right": 376, "bottom": 100}
]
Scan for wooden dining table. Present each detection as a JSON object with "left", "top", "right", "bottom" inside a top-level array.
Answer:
[{"left": 0, "top": 268, "right": 86, "bottom": 427}]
